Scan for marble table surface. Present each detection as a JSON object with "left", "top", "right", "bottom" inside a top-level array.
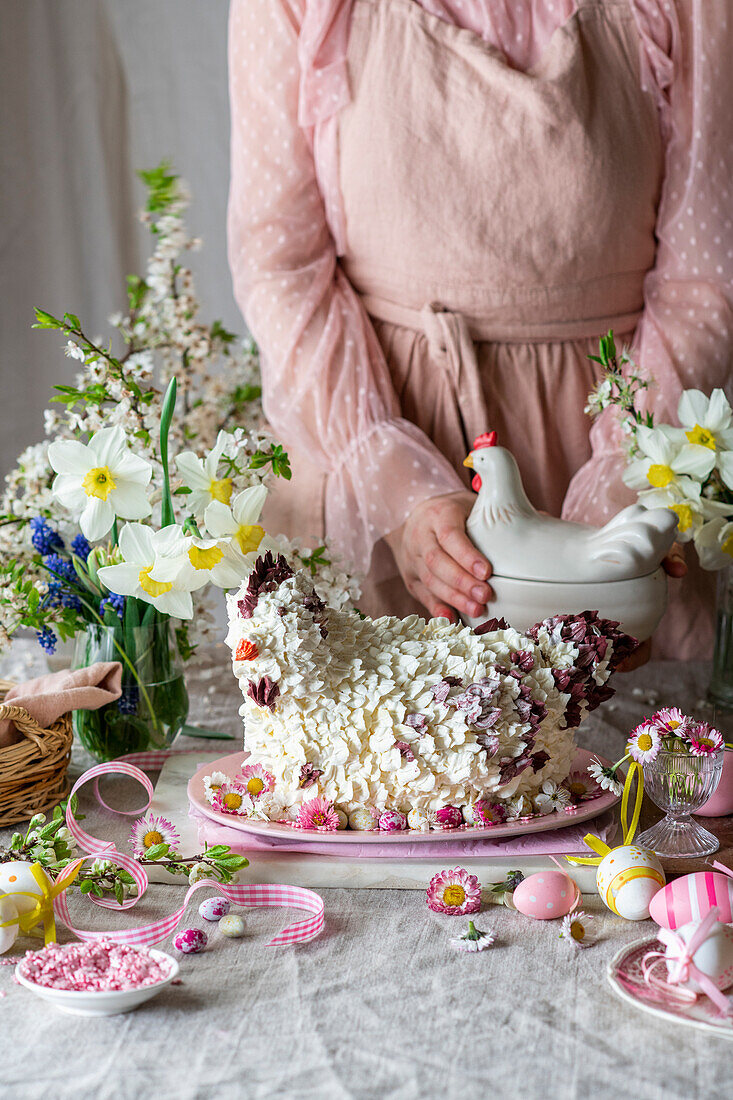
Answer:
[{"left": 0, "top": 640, "right": 731, "bottom": 1100}]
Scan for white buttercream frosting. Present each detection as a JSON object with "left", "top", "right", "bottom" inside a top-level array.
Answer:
[{"left": 225, "top": 563, "right": 618, "bottom": 818}]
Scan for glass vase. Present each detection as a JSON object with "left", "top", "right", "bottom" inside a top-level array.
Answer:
[
  {"left": 72, "top": 620, "right": 189, "bottom": 762},
  {"left": 636, "top": 741, "right": 724, "bottom": 859},
  {"left": 708, "top": 566, "right": 733, "bottom": 710}
]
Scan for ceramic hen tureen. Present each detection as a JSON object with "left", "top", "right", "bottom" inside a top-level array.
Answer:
[{"left": 461, "top": 432, "right": 678, "bottom": 640}]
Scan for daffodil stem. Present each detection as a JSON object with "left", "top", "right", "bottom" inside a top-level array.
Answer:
[{"left": 160, "top": 377, "right": 177, "bottom": 529}]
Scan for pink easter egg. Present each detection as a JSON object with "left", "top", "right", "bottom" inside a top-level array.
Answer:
[
  {"left": 512, "top": 870, "right": 580, "bottom": 920},
  {"left": 649, "top": 871, "right": 733, "bottom": 931}
]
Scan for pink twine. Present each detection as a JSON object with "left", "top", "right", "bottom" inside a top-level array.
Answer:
[
  {"left": 60, "top": 753, "right": 324, "bottom": 946},
  {"left": 643, "top": 908, "right": 733, "bottom": 1018}
]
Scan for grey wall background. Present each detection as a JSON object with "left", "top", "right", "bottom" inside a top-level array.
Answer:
[{"left": 0, "top": 0, "right": 237, "bottom": 479}]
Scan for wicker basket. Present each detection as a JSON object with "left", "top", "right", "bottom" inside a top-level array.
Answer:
[{"left": 0, "top": 678, "right": 73, "bottom": 827}]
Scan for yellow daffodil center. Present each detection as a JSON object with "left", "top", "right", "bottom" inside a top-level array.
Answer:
[
  {"left": 570, "top": 920, "right": 586, "bottom": 942},
  {"left": 138, "top": 565, "right": 173, "bottom": 598},
  {"left": 188, "top": 545, "right": 224, "bottom": 571},
  {"left": 722, "top": 533, "right": 733, "bottom": 559},
  {"left": 568, "top": 781, "right": 587, "bottom": 797},
  {"left": 235, "top": 524, "right": 265, "bottom": 555},
  {"left": 637, "top": 733, "right": 653, "bottom": 752},
  {"left": 209, "top": 477, "right": 233, "bottom": 504},
  {"left": 82, "top": 465, "right": 116, "bottom": 500},
  {"left": 246, "top": 777, "right": 264, "bottom": 796},
  {"left": 670, "top": 504, "right": 695, "bottom": 533},
  {"left": 143, "top": 830, "right": 163, "bottom": 849},
  {"left": 443, "top": 884, "right": 466, "bottom": 907},
  {"left": 223, "top": 792, "right": 243, "bottom": 810},
  {"left": 647, "top": 463, "right": 675, "bottom": 488},
  {"left": 685, "top": 424, "right": 716, "bottom": 449}
]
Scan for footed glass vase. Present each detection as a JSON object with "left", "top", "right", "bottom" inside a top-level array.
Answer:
[
  {"left": 72, "top": 620, "right": 189, "bottom": 762},
  {"left": 708, "top": 566, "right": 733, "bottom": 710},
  {"left": 636, "top": 742, "right": 724, "bottom": 859}
]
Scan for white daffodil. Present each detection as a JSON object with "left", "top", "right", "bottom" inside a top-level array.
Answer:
[
  {"left": 150, "top": 534, "right": 250, "bottom": 591},
  {"left": 677, "top": 388, "right": 733, "bottom": 453},
  {"left": 637, "top": 485, "right": 731, "bottom": 543},
  {"left": 175, "top": 430, "right": 234, "bottom": 518},
  {"left": 97, "top": 522, "right": 194, "bottom": 618},
  {"left": 693, "top": 517, "right": 733, "bottom": 571},
  {"left": 203, "top": 484, "right": 267, "bottom": 555},
  {"left": 48, "top": 426, "right": 152, "bottom": 542},
  {"left": 623, "top": 423, "right": 714, "bottom": 499}
]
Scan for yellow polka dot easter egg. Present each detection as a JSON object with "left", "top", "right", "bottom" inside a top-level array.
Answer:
[{"left": 596, "top": 844, "right": 665, "bottom": 921}]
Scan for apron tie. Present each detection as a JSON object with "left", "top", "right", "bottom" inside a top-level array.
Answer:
[{"left": 419, "top": 302, "right": 490, "bottom": 454}]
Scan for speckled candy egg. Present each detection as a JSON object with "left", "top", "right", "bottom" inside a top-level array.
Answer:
[
  {"left": 198, "top": 896, "right": 231, "bottom": 922},
  {"left": 0, "top": 894, "right": 19, "bottom": 954},
  {"left": 664, "top": 919, "right": 733, "bottom": 994},
  {"left": 348, "top": 807, "right": 380, "bottom": 831},
  {"left": 173, "top": 928, "right": 208, "bottom": 954},
  {"left": 512, "top": 870, "right": 580, "bottom": 920},
  {"left": 334, "top": 809, "right": 349, "bottom": 830},
  {"left": 0, "top": 861, "right": 53, "bottom": 916},
  {"left": 596, "top": 844, "right": 665, "bottom": 921},
  {"left": 649, "top": 871, "right": 733, "bottom": 930},
  {"left": 434, "top": 806, "right": 462, "bottom": 829},
  {"left": 379, "top": 809, "right": 407, "bottom": 832},
  {"left": 219, "top": 914, "right": 245, "bottom": 938},
  {"left": 407, "top": 808, "right": 434, "bottom": 831}
]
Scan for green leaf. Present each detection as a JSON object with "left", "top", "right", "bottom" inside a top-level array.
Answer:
[
  {"left": 79, "top": 880, "right": 94, "bottom": 895},
  {"left": 32, "top": 307, "right": 63, "bottom": 330},
  {"left": 114, "top": 879, "right": 124, "bottom": 906},
  {"left": 203, "top": 845, "right": 229, "bottom": 857},
  {"left": 210, "top": 319, "right": 236, "bottom": 346},
  {"left": 142, "top": 843, "right": 169, "bottom": 861},
  {"left": 91, "top": 882, "right": 104, "bottom": 898},
  {"left": 126, "top": 274, "right": 148, "bottom": 312},
  {"left": 63, "top": 312, "right": 81, "bottom": 330},
  {"left": 160, "top": 377, "right": 177, "bottom": 528}
]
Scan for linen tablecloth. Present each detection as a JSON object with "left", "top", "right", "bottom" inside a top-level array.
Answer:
[{"left": 0, "top": 641, "right": 730, "bottom": 1100}]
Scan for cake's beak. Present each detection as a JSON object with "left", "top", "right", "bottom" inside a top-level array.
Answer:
[{"left": 463, "top": 453, "right": 474, "bottom": 469}]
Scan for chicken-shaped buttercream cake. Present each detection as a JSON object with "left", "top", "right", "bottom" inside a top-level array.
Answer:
[
  {"left": 463, "top": 432, "right": 677, "bottom": 583},
  {"left": 226, "top": 552, "right": 636, "bottom": 822}
]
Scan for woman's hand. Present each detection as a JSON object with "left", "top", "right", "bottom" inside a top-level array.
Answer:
[
  {"left": 616, "top": 541, "right": 687, "bottom": 671},
  {"left": 386, "top": 492, "right": 493, "bottom": 621}
]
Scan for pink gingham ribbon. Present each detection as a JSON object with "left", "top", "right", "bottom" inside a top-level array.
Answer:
[
  {"left": 643, "top": 907, "right": 733, "bottom": 1018},
  {"left": 60, "top": 755, "right": 324, "bottom": 945}
]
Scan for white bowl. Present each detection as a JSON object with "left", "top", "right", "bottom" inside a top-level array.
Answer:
[
  {"left": 461, "top": 567, "right": 668, "bottom": 642},
  {"left": 15, "top": 948, "right": 179, "bottom": 1017}
]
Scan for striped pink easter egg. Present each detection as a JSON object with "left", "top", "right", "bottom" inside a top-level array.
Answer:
[{"left": 649, "top": 871, "right": 733, "bottom": 930}]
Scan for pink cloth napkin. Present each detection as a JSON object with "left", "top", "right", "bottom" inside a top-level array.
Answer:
[
  {"left": 189, "top": 803, "right": 617, "bottom": 860},
  {"left": 0, "top": 662, "right": 123, "bottom": 747}
]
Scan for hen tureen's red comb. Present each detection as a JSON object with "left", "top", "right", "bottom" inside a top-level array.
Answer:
[{"left": 473, "top": 431, "right": 497, "bottom": 449}]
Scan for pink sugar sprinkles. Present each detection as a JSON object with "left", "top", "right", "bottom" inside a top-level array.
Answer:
[{"left": 18, "top": 939, "right": 172, "bottom": 992}]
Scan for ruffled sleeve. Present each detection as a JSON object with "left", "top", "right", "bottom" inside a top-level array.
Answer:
[
  {"left": 563, "top": 0, "right": 733, "bottom": 525},
  {"left": 227, "top": 0, "right": 463, "bottom": 574}
]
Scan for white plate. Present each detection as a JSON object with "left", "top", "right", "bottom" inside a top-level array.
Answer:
[
  {"left": 188, "top": 747, "right": 618, "bottom": 845},
  {"left": 607, "top": 937, "right": 733, "bottom": 1040},
  {"left": 15, "top": 948, "right": 179, "bottom": 1017}
]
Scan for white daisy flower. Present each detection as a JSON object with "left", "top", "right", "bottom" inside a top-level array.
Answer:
[
  {"left": 450, "top": 921, "right": 495, "bottom": 952},
  {"left": 48, "top": 425, "right": 152, "bottom": 541},
  {"left": 203, "top": 770, "right": 231, "bottom": 805},
  {"left": 97, "top": 522, "right": 194, "bottom": 618},
  {"left": 175, "top": 430, "right": 234, "bottom": 518},
  {"left": 587, "top": 758, "right": 623, "bottom": 797},
  {"left": 559, "top": 910, "right": 595, "bottom": 948}
]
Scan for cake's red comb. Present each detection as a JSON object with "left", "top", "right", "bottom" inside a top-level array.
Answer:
[{"left": 473, "top": 431, "right": 497, "bottom": 450}]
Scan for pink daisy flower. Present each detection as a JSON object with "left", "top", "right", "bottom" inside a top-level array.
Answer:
[
  {"left": 129, "top": 813, "right": 180, "bottom": 859},
  {"left": 652, "top": 707, "right": 691, "bottom": 738},
  {"left": 472, "top": 799, "right": 508, "bottom": 827},
  {"left": 562, "top": 770, "right": 600, "bottom": 802},
  {"left": 296, "top": 797, "right": 340, "bottom": 831},
  {"left": 687, "top": 721, "right": 724, "bottom": 756},
  {"left": 239, "top": 762, "right": 275, "bottom": 800},
  {"left": 426, "top": 867, "right": 482, "bottom": 915},
  {"left": 627, "top": 720, "right": 662, "bottom": 764},
  {"left": 213, "top": 781, "right": 252, "bottom": 817}
]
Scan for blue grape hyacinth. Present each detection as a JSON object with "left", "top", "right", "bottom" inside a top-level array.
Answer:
[
  {"left": 36, "top": 626, "right": 57, "bottom": 653},
  {"left": 100, "top": 592, "right": 125, "bottom": 619},
  {"left": 30, "top": 517, "right": 63, "bottom": 555},
  {"left": 71, "top": 533, "right": 91, "bottom": 560}
]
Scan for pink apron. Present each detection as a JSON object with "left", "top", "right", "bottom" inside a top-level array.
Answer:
[{"left": 264, "top": 0, "right": 713, "bottom": 657}]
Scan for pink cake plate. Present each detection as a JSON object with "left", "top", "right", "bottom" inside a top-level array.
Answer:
[
  {"left": 188, "top": 747, "right": 618, "bottom": 845},
  {"left": 608, "top": 936, "right": 733, "bottom": 1040}
]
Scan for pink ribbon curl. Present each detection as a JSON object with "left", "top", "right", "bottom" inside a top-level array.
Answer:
[
  {"left": 57, "top": 752, "right": 324, "bottom": 947},
  {"left": 649, "top": 907, "right": 733, "bottom": 1018}
]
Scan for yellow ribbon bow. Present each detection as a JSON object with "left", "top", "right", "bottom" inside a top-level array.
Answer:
[
  {"left": 0, "top": 861, "right": 81, "bottom": 946},
  {"left": 567, "top": 759, "right": 644, "bottom": 865}
]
